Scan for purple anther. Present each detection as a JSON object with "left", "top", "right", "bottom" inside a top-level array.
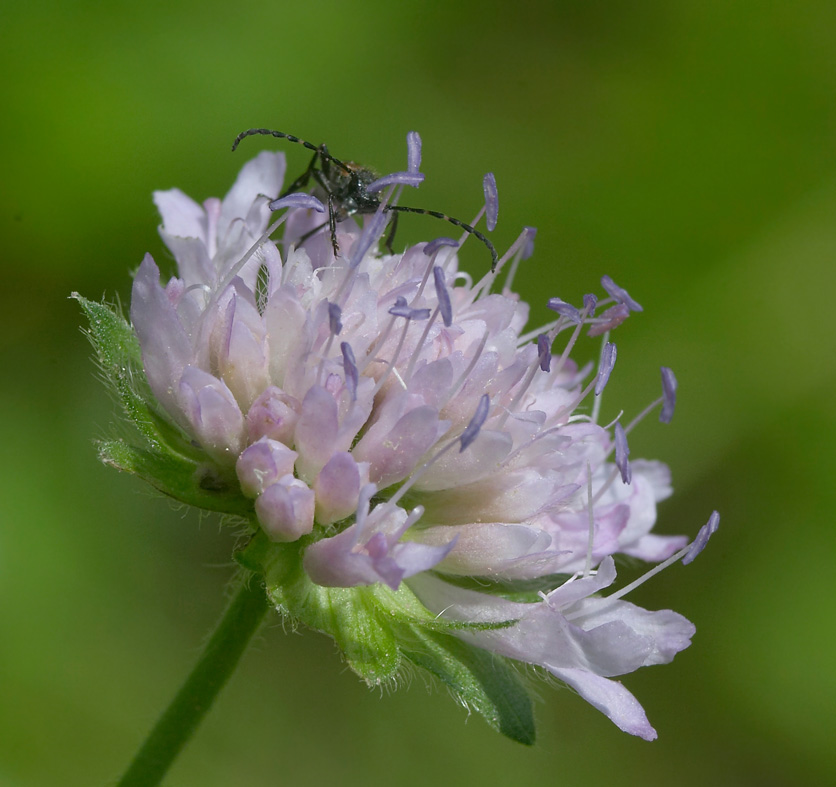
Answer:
[
  {"left": 595, "top": 342, "right": 617, "bottom": 396},
  {"left": 522, "top": 226, "right": 537, "bottom": 260},
  {"left": 328, "top": 302, "right": 343, "bottom": 336},
  {"left": 537, "top": 333, "right": 551, "bottom": 372},
  {"left": 341, "top": 341, "right": 358, "bottom": 401},
  {"left": 460, "top": 394, "right": 490, "bottom": 452},
  {"left": 682, "top": 511, "right": 720, "bottom": 565},
  {"left": 547, "top": 297, "right": 582, "bottom": 324},
  {"left": 433, "top": 265, "right": 453, "bottom": 327},
  {"left": 407, "top": 131, "right": 422, "bottom": 174},
  {"left": 614, "top": 422, "right": 632, "bottom": 484},
  {"left": 588, "top": 303, "right": 630, "bottom": 337},
  {"left": 268, "top": 193, "right": 326, "bottom": 213},
  {"left": 583, "top": 293, "right": 598, "bottom": 317},
  {"left": 660, "top": 367, "right": 677, "bottom": 424},
  {"left": 424, "top": 237, "right": 459, "bottom": 256},
  {"left": 388, "top": 296, "right": 431, "bottom": 321},
  {"left": 483, "top": 173, "right": 498, "bottom": 231},
  {"left": 367, "top": 171, "right": 425, "bottom": 193},
  {"left": 601, "top": 275, "right": 643, "bottom": 313}
]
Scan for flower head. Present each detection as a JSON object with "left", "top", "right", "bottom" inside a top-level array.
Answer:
[{"left": 77, "top": 134, "right": 716, "bottom": 744}]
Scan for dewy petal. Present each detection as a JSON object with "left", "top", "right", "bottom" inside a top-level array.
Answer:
[
  {"left": 130, "top": 254, "right": 194, "bottom": 418},
  {"left": 236, "top": 437, "right": 298, "bottom": 498},
  {"left": 176, "top": 366, "right": 244, "bottom": 462},
  {"left": 313, "top": 451, "right": 362, "bottom": 525},
  {"left": 256, "top": 476, "right": 315, "bottom": 542}
]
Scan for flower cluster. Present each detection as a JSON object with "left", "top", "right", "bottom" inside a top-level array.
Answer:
[{"left": 81, "top": 134, "right": 716, "bottom": 744}]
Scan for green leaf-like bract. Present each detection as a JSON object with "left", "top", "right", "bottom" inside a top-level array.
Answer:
[
  {"left": 74, "top": 294, "right": 251, "bottom": 516},
  {"left": 242, "top": 533, "right": 536, "bottom": 745}
]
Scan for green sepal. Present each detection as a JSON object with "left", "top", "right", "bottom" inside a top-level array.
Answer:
[
  {"left": 237, "top": 532, "right": 536, "bottom": 742},
  {"left": 400, "top": 626, "right": 536, "bottom": 745},
  {"left": 99, "top": 439, "right": 253, "bottom": 516},
  {"left": 75, "top": 294, "right": 252, "bottom": 516}
]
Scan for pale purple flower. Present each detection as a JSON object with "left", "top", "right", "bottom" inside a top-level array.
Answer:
[{"left": 128, "top": 147, "right": 711, "bottom": 739}]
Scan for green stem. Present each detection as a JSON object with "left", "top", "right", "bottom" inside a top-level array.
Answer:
[{"left": 117, "top": 573, "right": 271, "bottom": 787}]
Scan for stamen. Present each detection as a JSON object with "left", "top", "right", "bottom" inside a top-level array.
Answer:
[
  {"left": 460, "top": 394, "right": 491, "bottom": 452},
  {"left": 407, "top": 131, "right": 422, "bottom": 174},
  {"left": 433, "top": 266, "right": 453, "bottom": 327},
  {"left": 614, "top": 422, "right": 631, "bottom": 484},
  {"left": 388, "top": 296, "right": 431, "bottom": 321},
  {"left": 547, "top": 298, "right": 582, "bottom": 324},
  {"left": 594, "top": 342, "right": 617, "bottom": 396},
  {"left": 596, "top": 511, "right": 721, "bottom": 609},
  {"left": 328, "top": 302, "right": 343, "bottom": 335},
  {"left": 483, "top": 173, "right": 498, "bottom": 231},
  {"left": 440, "top": 329, "right": 490, "bottom": 409},
  {"left": 341, "top": 341, "right": 358, "bottom": 401},
  {"left": 537, "top": 333, "right": 551, "bottom": 372},
  {"left": 268, "top": 193, "right": 327, "bottom": 213},
  {"left": 660, "top": 367, "right": 677, "bottom": 423},
  {"left": 682, "top": 511, "right": 720, "bottom": 565},
  {"left": 423, "top": 236, "right": 459, "bottom": 258},
  {"left": 367, "top": 171, "right": 425, "bottom": 192},
  {"left": 588, "top": 303, "right": 630, "bottom": 337},
  {"left": 601, "top": 275, "right": 643, "bottom": 312}
]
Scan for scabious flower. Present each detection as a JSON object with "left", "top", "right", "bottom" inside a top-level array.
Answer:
[{"left": 76, "top": 133, "right": 716, "bottom": 744}]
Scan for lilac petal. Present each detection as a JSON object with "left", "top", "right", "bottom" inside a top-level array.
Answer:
[
  {"left": 433, "top": 266, "right": 453, "bottom": 327},
  {"left": 537, "top": 334, "right": 551, "bottom": 372},
  {"left": 269, "top": 193, "right": 326, "bottom": 213},
  {"left": 547, "top": 297, "right": 581, "bottom": 324},
  {"left": 130, "top": 255, "right": 194, "bottom": 416},
  {"left": 367, "top": 171, "right": 425, "bottom": 192},
  {"left": 153, "top": 188, "right": 206, "bottom": 241},
  {"left": 588, "top": 303, "right": 630, "bottom": 337},
  {"left": 293, "top": 385, "right": 339, "bottom": 479},
  {"left": 236, "top": 437, "right": 298, "bottom": 497},
  {"left": 548, "top": 667, "right": 657, "bottom": 741},
  {"left": 601, "top": 275, "right": 643, "bottom": 313},
  {"left": 256, "top": 477, "right": 315, "bottom": 542},
  {"left": 460, "top": 394, "right": 490, "bottom": 452},
  {"left": 522, "top": 226, "right": 537, "bottom": 260},
  {"left": 424, "top": 237, "right": 459, "bottom": 256},
  {"left": 483, "top": 173, "right": 498, "bottom": 231},
  {"left": 407, "top": 131, "right": 422, "bottom": 174},
  {"left": 246, "top": 386, "right": 299, "bottom": 444},
  {"left": 682, "top": 511, "right": 720, "bottom": 565},
  {"left": 660, "top": 367, "right": 677, "bottom": 424},
  {"left": 341, "top": 341, "right": 358, "bottom": 401},
  {"left": 388, "top": 296, "right": 431, "bottom": 321},
  {"left": 328, "top": 302, "right": 343, "bottom": 336},
  {"left": 176, "top": 366, "right": 244, "bottom": 461},
  {"left": 595, "top": 342, "right": 617, "bottom": 396},
  {"left": 313, "top": 451, "right": 362, "bottom": 525},
  {"left": 354, "top": 405, "right": 444, "bottom": 488},
  {"left": 614, "top": 423, "right": 631, "bottom": 484}
]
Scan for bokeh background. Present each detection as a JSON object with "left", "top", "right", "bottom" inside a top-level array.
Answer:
[{"left": 2, "top": 1, "right": 835, "bottom": 785}]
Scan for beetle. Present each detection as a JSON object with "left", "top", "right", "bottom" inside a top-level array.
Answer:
[{"left": 232, "top": 128, "right": 498, "bottom": 270}]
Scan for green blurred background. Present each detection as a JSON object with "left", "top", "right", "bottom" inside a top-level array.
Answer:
[{"left": 2, "top": 0, "right": 834, "bottom": 784}]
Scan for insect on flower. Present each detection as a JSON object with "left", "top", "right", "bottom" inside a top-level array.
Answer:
[{"left": 231, "top": 128, "right": 500, "bottom": 270}]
